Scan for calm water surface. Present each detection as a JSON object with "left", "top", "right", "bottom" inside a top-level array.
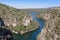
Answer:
[{"left": 13, "top": 12, "right": 44, "bottom": 40}]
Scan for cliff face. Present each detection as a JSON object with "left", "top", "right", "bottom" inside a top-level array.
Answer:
[
  {"left": 0, "top": 3, "right": 39, "bottom": 34},
  {"left": 22, "top": 16, "right": 33, "bottom": 26},
  {"left": 37, "top": 8, "right": 60, "bottom": 40}
]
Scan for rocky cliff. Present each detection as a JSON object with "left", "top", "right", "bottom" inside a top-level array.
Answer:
[
  {"left": 37, "top": 8, "right": 60, "bottom": 40},
  {"left": 0, "top": 3, "right": 39, "bottom": 34}
]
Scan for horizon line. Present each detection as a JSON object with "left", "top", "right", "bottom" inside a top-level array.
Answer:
[{"left": 0, "top": 3, "right": 60, "bottom": 9}]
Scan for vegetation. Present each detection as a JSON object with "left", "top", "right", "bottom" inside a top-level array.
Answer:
[
  {"left": 37, "top": 8, "right": 60, "bottom": 40},
  {"left": 0, "top": 3, "right": 39, "bottom": 34}
]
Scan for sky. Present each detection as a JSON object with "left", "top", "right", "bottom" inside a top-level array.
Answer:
[{"left": 0, "top": 0, "right": 60, "bottom": 9}]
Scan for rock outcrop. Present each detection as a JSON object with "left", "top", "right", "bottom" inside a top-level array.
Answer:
[
  {"left": 37, "top": 8, "right": 60, "bottom": 40},
  {"left": 22, "top": 16, "right": 33, "bottom": 26},
  {"left": 0, "top": 3, "right": 39, "bottom": 34}
]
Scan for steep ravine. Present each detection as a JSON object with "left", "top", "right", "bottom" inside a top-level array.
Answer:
[{"left": 12, "top": 12, "right": 45, "bottom": 40}]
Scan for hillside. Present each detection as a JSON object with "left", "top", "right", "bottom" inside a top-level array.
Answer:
[
  {"left": 37, "top": 8, "right": 60, "bottom": 40},
  {"left": 0, "top": 3, "right": 39, "bottom": 34}
]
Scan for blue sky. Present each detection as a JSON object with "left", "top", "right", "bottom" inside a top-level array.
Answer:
[{"left": 0, "top": 0, "right": 60, "bottom": 9}]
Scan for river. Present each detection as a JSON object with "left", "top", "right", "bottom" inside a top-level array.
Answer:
[{"left": 13, "top": 12, "right": 44, "bottom": 40}]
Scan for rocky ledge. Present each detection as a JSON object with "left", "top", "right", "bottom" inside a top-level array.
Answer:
[{"left": 37, "top": 8, "right": 60, "bottom": 40}]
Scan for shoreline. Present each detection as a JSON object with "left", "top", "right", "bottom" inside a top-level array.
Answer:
[{"left": 19, "top": 26, "right": 39, "bottom": 34}]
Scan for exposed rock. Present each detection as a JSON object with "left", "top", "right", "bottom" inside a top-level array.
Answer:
[
  {"left": 37, "top": 9, "right": 60, "bottom": 40},
  {"left": 0, "top": 3, "right": 39, "bottom": 34},
  {"left": 22, "top": 16, "right": 33, "bottom": 26},
  {"left": 36, "top": 12, "right": 51, "bottom": 20},
  {"left": 12, "top": 31, "right": 18, "bottom": 34},
  {"left": 3, "top": 16, "right": 17, "bottom": 27}
]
